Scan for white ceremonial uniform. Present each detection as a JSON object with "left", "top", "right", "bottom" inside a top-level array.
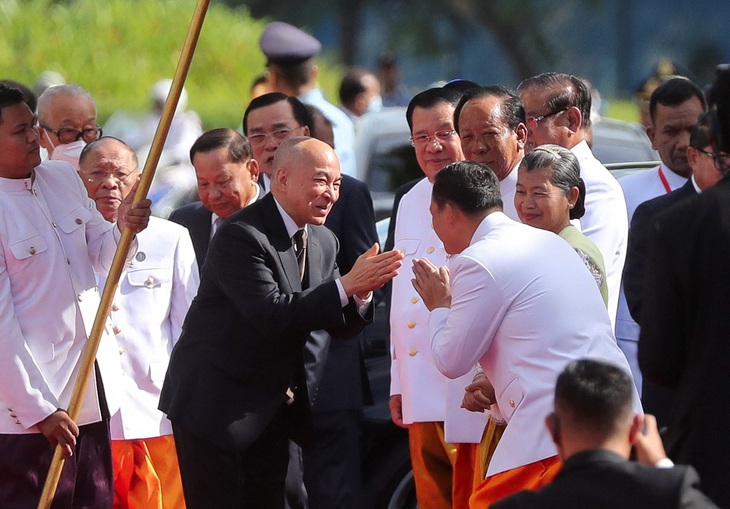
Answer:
[
  {"left": 390, "top": 179, "right": 487, "bottom": 442},
  {"left": 298, "top": 88, "right": 357, "bottom": 177},
  {"left": 617, "top": 164, "right": 686, "bottom": 393},
  {"left": 499, "top": 165, "right": 520, "bottom": 221},
  {"left": 571, "top": 140, "right": 628, "bottom": 329},
  {"left": 0, "top": 161, "right": 127, "bottom": 433},
  {"left": 101, "top": 217, "right": 199, "bottom": 440},
  {"left": 428, "top": 212, "right": 640, "bottom": 476}
]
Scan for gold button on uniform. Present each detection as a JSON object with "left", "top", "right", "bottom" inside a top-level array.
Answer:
[
  {"left": 51, "top": 222, "right": 57, "bottom": 228},
  {"left": 426, "top": 246, "right": 435, "bottom": 254},
  {"left": 145, "top": 276, "right": 155, "bottom": 286},
  {"left": 75, "top": 218, "right": 82, "bottom": 225},
  {"left": 509, "top": 400, "right": 516, "bottom": 408},
  {"left": 113, "top": 325, "right": 122, "bottom": 334},
  {"left": 28, "top": 246, "right": 36, "bottom": 255},
  {"left": 112, "top": 304, "right": 120, "bottom": 311},
  {"left": 407, "top": 321, "right": 416, "bottom": 329},
  {"left": 77, "top": 294, "right": 83, "bottom": 302},
  {"left": 411, "top": 296, "right": 419, "bottom": 304},
  {"left": 408, "top": 348, "right": 418, "bottom": 356}
]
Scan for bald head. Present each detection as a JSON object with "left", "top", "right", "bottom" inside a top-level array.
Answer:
[
  {"left": 271, "top": 136, "right": 341, "bottom": 227},
  {"left": 78, "top": 137, "right": 139, "bottom": 222}
]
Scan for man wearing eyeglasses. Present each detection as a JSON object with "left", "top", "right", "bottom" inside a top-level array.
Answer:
[
  {"left": 243, "top": 92, "right": 311, "bottom": 194},
  {"left": 37, "top": 83, "right": 102, "bottom": 169},
  {"left": 78, "top": 137, "right": 199, "bottom": 509},
  {"left": 517, "top": 72, "right": 629, "bottom": 331},
  {"left": 389, "top": 87, "right": 489, "bottom": 509}
]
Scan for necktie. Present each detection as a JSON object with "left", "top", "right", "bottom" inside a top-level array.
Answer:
[{"left": 293, "top": 228, "right": 307, "bottom": 282}]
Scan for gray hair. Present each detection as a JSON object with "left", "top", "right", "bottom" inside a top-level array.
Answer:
[
  {"left": 520, "top": 144, "right": 586, "bottom": 220},
  {"left": 37, "top": 83, "right": 95, "bottom": 123}
]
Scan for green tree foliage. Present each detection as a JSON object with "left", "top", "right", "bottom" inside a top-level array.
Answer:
[{"left": 0, "top": 0, "right": 345, "bottom": 128}]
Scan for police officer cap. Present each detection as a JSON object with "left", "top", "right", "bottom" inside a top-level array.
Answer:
[{"left": 260, "top": 22, "right": 322, "bottom": 65}]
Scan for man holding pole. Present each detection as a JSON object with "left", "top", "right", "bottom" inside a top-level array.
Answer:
[{"left": 0, "top": 84, "right": 151, "bottom": 508}]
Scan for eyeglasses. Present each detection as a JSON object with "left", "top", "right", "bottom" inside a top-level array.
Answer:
[
  {"left": 697, "top": 148, "right": 730, "bottom": 171},
  {"left": 410, "top": 129, "right": 457, "bottom": 147},
  {"left": 81, "top": 170, "right": 136, "bottom": 186},
  {"left": 525, "top": 109, "right": 567, "bottom": 129},
  {"left": 247, "top": 127, "right": 300, "bottom": 146},
  {"left": 41, "top": 124, "right": 102, "bottom": 144}
]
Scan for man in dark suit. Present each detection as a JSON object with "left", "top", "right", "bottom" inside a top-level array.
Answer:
[
  {"left": 493, "top": 359, "right": 717, "bottom": 509},
  {"left": 159, "top": 137, "right": 402, "bottom": 508},
  {"left": 169, "top": 128, "right": 262, "bottom": 269},
  {"left": 639, "top": 69, "right": 730, "bottom": 508},
  {"left": 623, "top": 111, "right": 723, "bottom": 427},
  {"left": 304, "top": 104, "right": 379, "bottom": 508}
]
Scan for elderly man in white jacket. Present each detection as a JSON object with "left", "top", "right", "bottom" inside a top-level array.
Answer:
[{"left": 78, "top": 136, "right": 199, "bottom": 509}]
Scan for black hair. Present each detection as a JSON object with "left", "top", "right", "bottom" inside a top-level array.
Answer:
[
  {"left": 454, "top": 85, "right": 525, "bottom": 133},
  {"left": 0, "top": 83, "right": 26, "bottom": 124},
  {"left": 517, "top": 72, "right": 593, "bottom": 129},
  {"left": 0, "top": 80, "right": 37, "bottom": 112},
  {"left": 555, "top": 359, "right": 634, "bottom": 438},
  {"left": 189, "top": 128, "right": 252, "bottom": 164},
  {"left": 405, "top": 87, "right": 463, "bottom": 132},
  {"left": 649, "top": 77, "right": 707, "bottom": 124},
  {"left": 242, "top": 92, "right": 312, "bottom": 133},
  {"left": 339, "top": 69, "right": 371, "bottom": 106},
  {"left": 432, "top": 161, "right": 502, "bottom": 215}
]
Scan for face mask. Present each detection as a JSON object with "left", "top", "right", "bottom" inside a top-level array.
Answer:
[
  {"left": 366, "top": 95, "right": 383, "bottom": 114},
  {"left": 49, "top": 139, "right": 86, "bottom": 171}
]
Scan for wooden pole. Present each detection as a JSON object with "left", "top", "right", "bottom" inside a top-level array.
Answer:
[{"left": 37, "top": 1, "right": 210, "bottom": 507}]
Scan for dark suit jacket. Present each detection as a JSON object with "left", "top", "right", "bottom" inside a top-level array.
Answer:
[
  {"left": 169, "top": 183, "right": 265, "bottom": 271},
  {"left": 623, "top": 180, "right": 696, "bottom": 427},
  {"left": 624, "top": 179, "right": 696, "bottom": 323},
  {"left": 159, "top": 193, "right": 371, "bottom": 451},
  {"left": 639, "top": 175, "right": 730, "bottom": 507},
  {"left": 492, "top": 450, "right": 717, "bottom": 509},
  {"left": 312, "top": 174, "right": 378, "bottom": 412},
  {"left": 169, "top": 201, "right": 211, "bottom": 271}
]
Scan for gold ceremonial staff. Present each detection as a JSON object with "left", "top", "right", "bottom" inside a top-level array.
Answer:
[{"left": 37, "top": 1, "right": 211, "bottom": 506}]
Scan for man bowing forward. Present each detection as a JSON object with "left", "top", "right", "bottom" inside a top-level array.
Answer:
[{"left": 160, "top": 137, "right": 403, "bottom": 508}]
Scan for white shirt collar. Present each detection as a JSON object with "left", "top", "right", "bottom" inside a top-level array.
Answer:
[{"left": 273, "top": 195, "right": 306, "bottom": 239}]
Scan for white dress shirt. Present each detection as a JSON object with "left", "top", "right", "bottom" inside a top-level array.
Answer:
[
  {"left": 390, "top": 179, "right": 487, "bottom": 443},
  {"left": 104, "top": 217, "right": 199, "bottom": 439},
  {"left": 0, "top": 161, "right": 127, "bottom": 433},
  {"left": 428, "top": 212, "right": 640, "bottom": 475},
  {"left": 571, "top": 140, "right": 629, "bottom": 329}
]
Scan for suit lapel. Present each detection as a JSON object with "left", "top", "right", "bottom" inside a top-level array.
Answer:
[
  {"left": 260, "top": 195, "right": 301, "bottom": 293},
  {"left": 304, "top": 230, "right": 323, "bottom": 289}
]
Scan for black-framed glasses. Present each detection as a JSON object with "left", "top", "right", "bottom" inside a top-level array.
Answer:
[
  {"left": 247, "top": 127, "right": 301, "bottom": 146},
  {"left": 410, "top": 129, "right": 458, "bottom": 147},
  {"left": 526, "top": 109, "right": 567, "bottom": 129},
  {"left": 42, "top": 124, "right": 102, "bottom": 144},
  {"left": 697, "top": 148, "right": 730, "bottom": 171}
]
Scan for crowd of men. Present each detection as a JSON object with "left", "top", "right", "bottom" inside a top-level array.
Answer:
[{"left": 1, "top": 18, "right": 728, "bottom": 509}]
